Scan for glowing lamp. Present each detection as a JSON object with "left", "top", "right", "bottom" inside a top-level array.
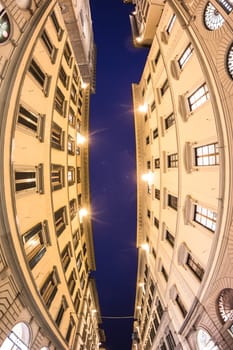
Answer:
[
  {"left": 141, "top": 243, "right": 150, "bottom": 253},
  {"left": 79, "top": 208, "right": 88, "bottom": 220},
  {"left": 138, "top": 103, "right": 148, "bottom": 113},
  {"left": 77, "top": 133, "right": 86, "bottom": 145}
]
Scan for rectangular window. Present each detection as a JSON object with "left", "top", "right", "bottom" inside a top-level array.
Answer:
[
  {"left": 153, "top": 128, "right": 158, "bottom": 139},
  {"left": 165, "top": 113, "right": 175, "bottom": 129},
  {"left": 151, "top": 100, "right": 156, "bottom": 112},
  {"left": 17, "top": 105, "right": 44, "bottom": 141},
  {"left": 22, "top": 221, "right": 48, "bottom": 269},
  {"left": 68, "top": 166, "right": 75, "bottom": 185},
  {"left": 154, "top": 158, "right": 160, "bottom": 169},
  {"left": 77, "top": 167, "right": 81, "bottom": 184},
  {"left": 69, "top": 198, "right": 77, "bottom": 220},
  {"left": 161, "top": 79, "right": 169, "bottom": 96},
  {"left": 51, "top": 122, "right": 64, "bottom": 150},
  {"left": 178, "top": 43, "right": 193, "bottom": 69},
  {"left": 80, "top": 271, "right": 85, "bottom": 289},
  {"left": 68, "top": 135, "right": 75, "bottom": 155},
  {"left": 68, "top": 107, "right": 76, "bottom": 127},
  {"left": 51, "top": 11, "right": 63, "bottom": 40},
  {"left": 194, "top": 204, "right": 217, "bottom": 232},
  {"left": 175, "top": 294, "right": 187, "bottom": 318},
  {"left": 54, "top": 206, "right": 67, "bottom": 236},
  {"left": 68, "top": 270, "right": 76, "bottom": 295},
  {"left": 51, "top": 164, "right": 64, "bottom": 191},
  {"left": 146, "top": 136, "right": 150, "bottom": 145},
  {"left": 74, "top": 290, "right": 81, "bottom": 313},
  {"left": 161, "top": 265, "right": 168, "bottom": 282},
  {"left": 55, "top": 297, "right": 67, "bottom": 327},
  {"left": 154, "top": 50, "right": 161, "bottom": 65},
  {"left": 147, "top": 74, "right": 151, "bottom": 84},
  {"left": 70, "top": 84, "right": 77, "bottom": 104},
  {"left": 165, "top": 230, "right": 175, "bottom": 247},
  {"left": 73, "top": 65, "right": 79, "bottom": 85},
  {"left": 168, "top": 194, "right": 178, "bottom": 210},
  {"left": 166, "top": 330, "right": 176, "bottom": 350},
  {"left": 65, "top": 317, "right": 75, "bottom": 342},
  {"left": 154, "top": 217, "right": 159, "bottom": 229},
  {"left": 61, "top": 243, "right": 72, "bottom": 271},
  {"left": 188, "top": 83, "right": 209, "bottom": 111},
  {"left": 166, "top": 14, "right": 176, "bottom": 34},
  {"left": 156, "top": 300, "right": 164, "bottom": 320},
  {"left": 54, "top": 87, "right": 66, "bottom": 116},
  {"left": 168, "top": 153, "right": 178, "bottom": 168},
  {"left": 147, "top": 209, "right": 151, "bottom": 219},
  {"left": 40, "top": 268, "right": 58, "bottom": 308},
  {"left": 153, "top": 313, "right": 159, "bottom": 330},
  {"left": 161, "top": 342, "right": 168, "bottom": 350},
  {"left": 64, "top": 42, "right": 72, "bottom": 67},
  {"left": 59, "top": 65, "right": 69, "bottom": 88},
  {"left": 76, "top": 251, "right": 82, "bottom": 271},
  {"left": 216, "top": 0, "right": 233, "bottom": 14},
  {"left": 41, "top": 30, "right": 57, "bottom": 63},
  {"left": 155, "top": 188, "right": 160, "bottom": 200},
  {"left": 147, "top": 161, "right": 151, "bottom": 169},
  {"left": 15, "top": 165, "right": 44, "bottom": 193},
  {"left": 195, "top": 143, "right": 219, "bottom": 166},
  {"left": 29, "top": 59, "right": 45, "bottom": 88},
  {"left": 72, "top": 229, "right": 80, "bottom": 250},
  {"left": 186, "top": 253, "right": 205, "bottom": 281}
]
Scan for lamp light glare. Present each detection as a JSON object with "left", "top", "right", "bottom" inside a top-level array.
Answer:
[
  {"left": 77, "top": 133, "right": 86, "bottom": 145},
  {"left": 138, "top": 103, "right": 147, "bottom": 113},
  {"left": 79, "top": 208, "right": 88, "bottom": 220},
  {"left": 141, "top": 243, "right": 150, "bottom": 253},
  {"left": 141, "top": 172, "right": 153, "bottom": 184}
]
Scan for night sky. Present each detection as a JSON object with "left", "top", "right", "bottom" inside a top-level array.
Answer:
[{"left": 89, "top": 1, "right": 148, "bottom": 349}]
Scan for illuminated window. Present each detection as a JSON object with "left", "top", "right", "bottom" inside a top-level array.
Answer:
[
  {"left": 166, "top": 14, "right": 176, "bottom": 34},
  {"left": 227, "top": 43, "right": 233, "bottom": 79},
  {"left": 194, "top": 205, "right": 217, "bottom": 232},
  {"left": 195, "top": 143, "right": 219, "bottom": 166},
  {"left": 51, "top": 164, "right": 65, "bottom": 191},
  {"left": 188, "top": 83, "right": 209, "bottom": 111},
  {"left": 178, "top": 43, "right": 193, "bottom": 68},
  {"left": 22, "top": 222, "right": 48, "bottom": 269},
  {"left": 68, "top": 166, "right": 75, "bottom": 185},
  {"left": 68, "top": 135, "right": 75, "bottom": 155},
  {"left": 216, "top": 0, "right": 233, "bottom": 14},
  {"left": 204, "top": 3, "right": 224, "bottom": 31},
  {"left": 1, "top": 322, "right": 30, "bottom": 350}
]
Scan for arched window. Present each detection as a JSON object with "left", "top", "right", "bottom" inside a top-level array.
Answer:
[
  {"left": 0, "top": 3, "right": 11, "bottom": 44},
  {"left": 226, "top": 43, "right": 233, "bottom": 79},
  {"left": 0, "top": 322, "right": 30, "bottom": 350},
  {"left": 204, "top": 2, "right": 224, "bottom": 31},
  {"left": 196, "top": 329, "right": 219, "bottom": 350}
]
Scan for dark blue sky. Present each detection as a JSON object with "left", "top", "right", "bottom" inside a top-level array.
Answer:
[{"left": 89, "top": 1, "right": 148, "bottom": 349}]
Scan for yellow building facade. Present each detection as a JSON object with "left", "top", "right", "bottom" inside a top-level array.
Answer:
[
  {"left": 0, "top": 1, "right": 104, "bottom": 349},
  {"left": 127, "top": 0, "right": 233, "bottom": 349}
]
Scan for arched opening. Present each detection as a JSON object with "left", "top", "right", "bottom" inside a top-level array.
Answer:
[
  {"left": 0, "top": 322, "right": 30, "bottom": 350},
  {"left": 196, "top": 329, "right": 219, "bottom": 350}
]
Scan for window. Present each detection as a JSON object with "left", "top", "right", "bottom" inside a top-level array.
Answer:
[
  {"left": 166, "top": 14, "right": 176, "bottom": 34},
  {"left": 55, "top": 297, "right": 67, "bottom": 327},
  {"left": 165, "top": 113, "right": 175, "bottom": 129},
  {"left": 161, "top": 342, "right": 168, "bottom": 350},
  {"left": 70, "top": 84, "right": 77, "bottom": 104},
  {"left": 168, "top": 194, "right": 178, "bottom": 210},
  {"left": 154, "top": 50, "right": 161, "bottom": 65},
  {"left": 168, "top": 153, "right": 178, "bottom": 168},
  {"left": 73, "top": 65, "right": 79, "bottom": 85},
  {"left": 151, "top": 100, "right": 156, "bottom": 112},
  {"left": 196, "top": 329, "right": 219, "bottom": 350},
  {"left": 195, "top": 143, "right": 219, "bottom": 166},
  {"left": 54, "top": 87, "right": 66, "bottom": 116},
  {"left": 22, "top": 222, "right": 48, "bottom": 269},
  {"left": 154, "top": 158, "right": 160, "bottom": 169},
  {"left": 17, "top": 105, "right": 44, "bottom": 141},
  {"left": 147, "top": 74, "right": 151, "bottom": 84},
  {"left": 61, "top": 243, "right": 72, "bottom": 271},
  {"left": 68, "top": 269, "right": 76, "bottom": 295},
  {"left": 51, "top": 11, "right": 63, "bottom": 40},
  {"left": 166, "top": 330, "right": 176, "bottom": 350},
  {"left": 204, "top": 2, "right": 225, "bottom": 30},
  {"left": 147, "top": 161, "right": 151, "bottom": 169},
  {"left": 68, "top": 135, "right": 75, "bottom": 155},
  {"left": 54, "top": 206, "right": 67, "bottom": 236},
  {"left": 157, "top": 299, "right": 164, "bottom": 319},
  {"left": 178, "top": 43, "right": 193, "bottom": 69},
  {"left": 194, "top": 204, "right": 217, "bottom": 232},
  {"left": 29, "top": 59, "right": 50, "bottom": 96},
  {"left": 175, "top": 294, "right": 187, "bottom": 318},
  {"left": 15, "top": 165, "right": 44, "bottom": 194},
  {"left": 76, "top": 251, "right": 82, "bottom": 271},
  {"left": 153, "top": 312, "right": 159, "bottom": 330},
  {"left": 51, "top": 122, "right": 64, "bottom": 150},
  {"left": 41, "top": 30, "right": 57, "bottom": 63},
  {"left": 59, "top": 65, "right": 69, "bottom": 88},
  {"left": 77, "top": 167, "right": 81, "bottom": 184},
  {"left": 153, "top": 128, "right": 158, "bottom": 139},
  {"left": 68, "top": 107, "right": 76, "bottom": 127},
  {"left": 68, "top": 166, "right": 75, "bottom": 185},
  {"left": 161, "top": 265, "right": 168, "bottom": 282},
  {"left": 0, "top": 7, "right": 11, "bottom": 44},
  {"left": 155, "top": 188, "right": 160, "bottom": 200},
  {"left": 40, "top": 268, "right": 58, "bottom": 308},
  {"left": 164, "top": 230, "right": 174, "bottom": 248},
  {"left": 147, "top": 209, "right": 151, "bottom": 219},
  {"left": 216, "top": 0, "right": 233, "bottom": 14},
  {"left": 74, "top": 289, "right": 81, "bottom": 313},
  {"left": 1, "top": 322, "right": 30, "bottom": 350},
  {"left": 64, "top": 41, "right": 72, "bottom": 67},
  {"left": 144, "top": 114, "right": 148, "bottom": 122},
  {"left": 186, "top": 253, "right": 205, "bottom": 281},
  {"left": 227, "top": 43, "right": 233, "bottom": 79},
  {"left": 154, "top": 217, "right": 159, "bottom": 229},
  {"left": 80, "top": 271, "right": 85, "bottom": 289},
  {"left": 146, "top": 135, "right": 150, "bottom": 145},
  {"left": 161, "top": 79, "right": 169, "bottom": 96},
  {"left": 65, "top": 316, "right": 75, "bottom": 343},
  {"left": 51, "top": 164, "right": 65, "bottom": 191},
  {"left": 82, "top": 242, "right": 87, "bottom": 256},
  {"left": 69, "top": 198, "right": 77, "bottom": 220},
  {"left": 188, "top": 83, "right": 209, "bottom": 111},
  {"left": 72, "top": 229, "right": 80, "bottom": 250}
]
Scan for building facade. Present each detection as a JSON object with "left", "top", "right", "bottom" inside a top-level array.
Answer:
[
  {"left": 0, "top": 1, "right": 104, "bottom": 349},
  {"left": 126, "top": 0, "right": 233, "bottom": 349}
]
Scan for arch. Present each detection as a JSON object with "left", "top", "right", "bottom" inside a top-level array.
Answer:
[
  {"left": 196, "top": 329, "right": 219, "bottom": 350},
  {"left": 40, "top": 348, "right": 50, "bottom": 350},
  {"left": 0, "top": 322, "right": 31, "bottom": 350}
]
